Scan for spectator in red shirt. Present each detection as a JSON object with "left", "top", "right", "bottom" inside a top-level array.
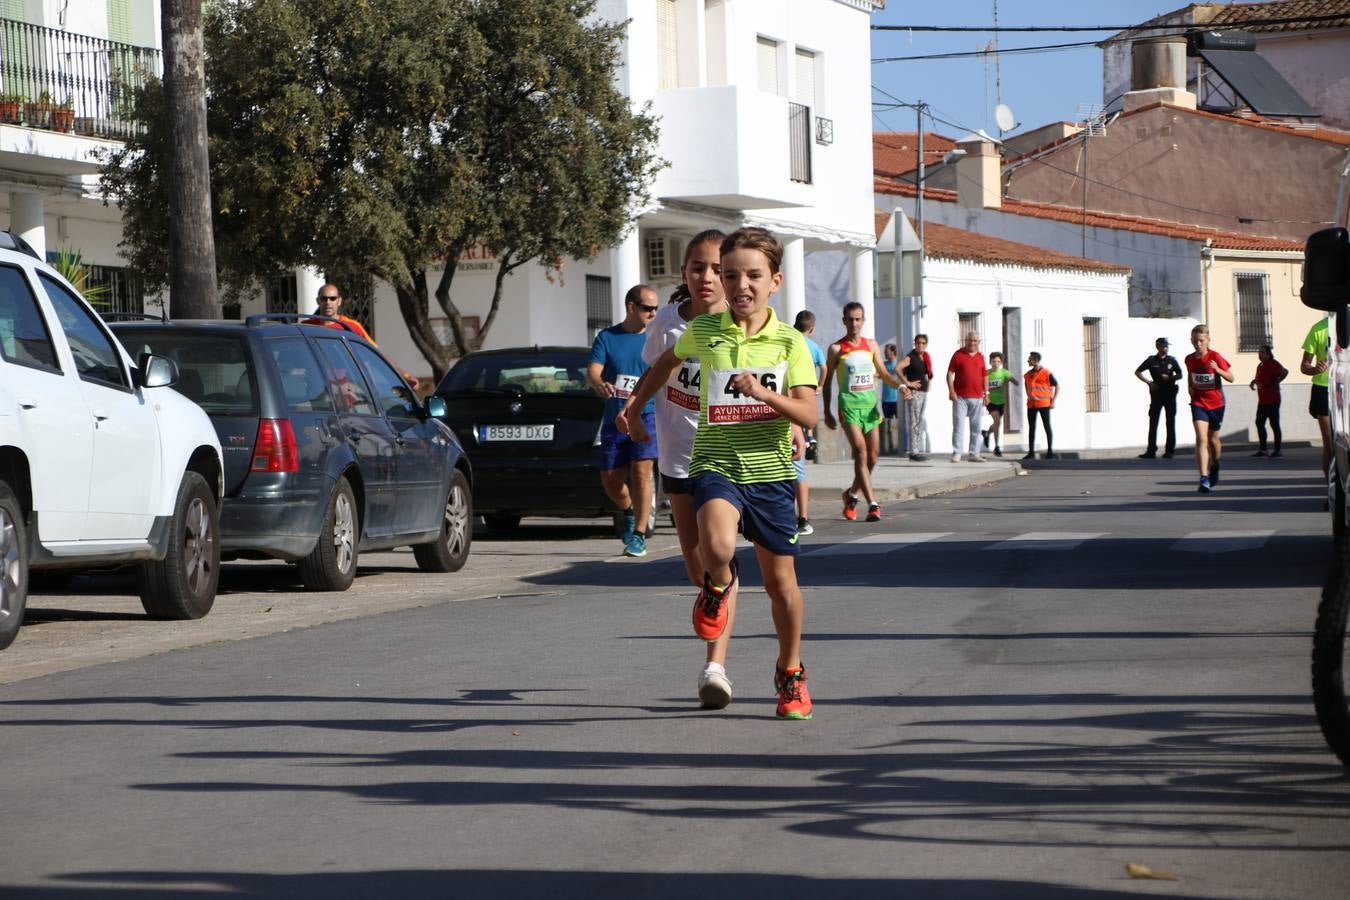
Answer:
[
  {"left": 946, "top": 332, "right": 987, "bottom": 462},
  {"left": 1249, "top": 343, "right": 1288, "bottom": 458},
  {"left": 1185, "top": 324, "right": 1234, "bottom": 493}
]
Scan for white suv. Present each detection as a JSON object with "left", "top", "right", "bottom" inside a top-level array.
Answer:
[{"left": 0, "top": 232, "right": 224, "bottom": 650}]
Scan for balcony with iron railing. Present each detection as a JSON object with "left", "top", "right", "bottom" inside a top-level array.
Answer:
[{"left": 0, "top": 17, "right": 161, "bottom": 141}]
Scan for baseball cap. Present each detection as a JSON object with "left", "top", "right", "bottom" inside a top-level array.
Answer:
[{"left": 1155, "top": 337, "right": 1169, "bottom": 345}]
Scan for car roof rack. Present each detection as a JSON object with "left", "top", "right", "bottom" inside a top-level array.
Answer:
[
  {"left": 0, "top": 230, "right": 41, "bottom": 260},
  {"left": 245, "top": 313, "right": 364, "bottom": 336}
]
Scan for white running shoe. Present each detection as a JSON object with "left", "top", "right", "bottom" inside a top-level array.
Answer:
[
  {"left": 950, "top": 453, "right": 962, "bottom": 463},
  {"left": 698, "top": 662, "right": 733, "bottom": 709}
]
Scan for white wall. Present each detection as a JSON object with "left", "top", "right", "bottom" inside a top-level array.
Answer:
[{"left": 917, "top": 259, "right": 1148, "bottom": 455}]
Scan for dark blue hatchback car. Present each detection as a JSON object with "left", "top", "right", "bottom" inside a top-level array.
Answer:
[{"left": 111, "top": 316, "right": 472, "bottom": 590}]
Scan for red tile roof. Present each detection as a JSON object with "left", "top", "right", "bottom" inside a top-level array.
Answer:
[
  {"left": 873, "top": 209, "right": 1130, "bottom": 274},
  {"left": 874, "top": 178, "right": 1304, "bottom": 252},
  {"left": 874, "top": 131, "right": 958, "bottom": 179},
  {"left": 1182, "top": 1, "right": 1349, "bottom": 33},
  {"left": 1119, "top": 100, "right": 1350, "bottom": 146}
]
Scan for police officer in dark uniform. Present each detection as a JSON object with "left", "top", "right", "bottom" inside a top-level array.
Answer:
[{"left": 1134, "top": 337, "right": 1182, "bottom": 458}]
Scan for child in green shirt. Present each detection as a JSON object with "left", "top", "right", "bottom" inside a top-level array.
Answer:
[{"left": 981, "top": 352, "right": 1015, "bottom": 457}]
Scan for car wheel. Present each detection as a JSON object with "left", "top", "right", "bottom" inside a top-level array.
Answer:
[
  {"left": 414, "top": 469, "right": 473, "bottom": 573},
  {"left": 138, "top": 472, "right": 219, "bottom": 620},
  {"left": 484, "top": 514, "right": 522, "bottom": 532},
  {"left": 299, "top": 478, "right": 359, "bottom": 592},
  {"left": 0, "top": 482, "right": 29, "bottom": 651},
  {"left": 1333, "top": 461, "right": 1346, "bottom": 542}
]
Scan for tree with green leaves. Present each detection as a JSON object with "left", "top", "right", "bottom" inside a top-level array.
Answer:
[{"left": 102, "top": 0, "right": 662, "bottom": 379}]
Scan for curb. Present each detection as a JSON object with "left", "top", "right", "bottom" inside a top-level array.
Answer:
[{"left": 806, "top": 462, "right": 1023, "bottom": 505}]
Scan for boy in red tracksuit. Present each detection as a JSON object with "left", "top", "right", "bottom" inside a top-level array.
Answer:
[{"left": 1185, "top": 324, "right": 1234, "bottom": 493}]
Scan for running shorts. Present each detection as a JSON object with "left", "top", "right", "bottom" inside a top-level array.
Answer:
[{"left": 693, "top": 472, "right": 798, "bottom": 556}]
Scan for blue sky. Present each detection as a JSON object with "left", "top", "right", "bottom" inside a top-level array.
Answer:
[{"left": 870, "top": 1, "right": 1182, "bottom": 138}]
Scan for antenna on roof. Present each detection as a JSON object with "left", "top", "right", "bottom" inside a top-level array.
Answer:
[{"left": 1077, "top": 103, "right": 1108, "bottom": 137}]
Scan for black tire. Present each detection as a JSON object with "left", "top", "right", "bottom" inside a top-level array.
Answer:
[
  {"left": 1313, "top": 540, "right": 1350, "bottom": 771},
  {"left": 0, "top": 482, "right": 29, "bottom": 650},
  {"left": 138, "top": 472, "right": 219, "bottom": 620},
  {"left": 1333, "top": 462, "right": 1346, "bottom": 541},
  {"left": 414, "top": 469, "right": 473, "bottom": 573},
  {"left": 299, "top": 478, "right": 359, "bottom": 592},
  {"left": 484, "top": 514, "right": 521, "bottom": 532}
]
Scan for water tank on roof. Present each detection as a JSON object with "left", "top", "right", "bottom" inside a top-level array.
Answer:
[{"left": 1130, "top": 36, "right": 1187, "bottom": 92}]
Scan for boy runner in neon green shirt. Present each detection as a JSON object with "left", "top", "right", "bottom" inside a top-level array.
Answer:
[
  {"left": 618, "top": 227, "right": 819, "bottom": 719},
  {"left": 981, "top": 352, "right": 1015, "bottom": 457}
]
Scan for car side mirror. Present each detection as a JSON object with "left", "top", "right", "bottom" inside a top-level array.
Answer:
[
  {"left": 425, "top": 395, "right": 447, "bottom": 418},
  {"left": 1301, "top": 227, "right": 1350, "bottom": 312},
  {"left": 137, "top": 353, "right": 179, "bottom": 389}
]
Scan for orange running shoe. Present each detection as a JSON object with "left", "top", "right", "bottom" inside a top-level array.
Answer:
[
  {"left": 775, "top": 664, "right": 813, "bottom": 720},
  {"left": 842, "top": 491, "right": 859, "bottom": 521},
  {"left": 692, "top": 558, "right": 738, "bottom": 642}
]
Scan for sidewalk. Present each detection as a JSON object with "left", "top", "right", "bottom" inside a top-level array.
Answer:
[{"left": 802, "top": 453, "right": 1022, "bottom": 504}]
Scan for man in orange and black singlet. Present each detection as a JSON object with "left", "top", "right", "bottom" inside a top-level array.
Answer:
[{"left": 308, "top": 283, "right": 418, "bottom": 389}]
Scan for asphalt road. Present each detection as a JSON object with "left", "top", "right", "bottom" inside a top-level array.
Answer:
[{"left": 3, "top": 448, "right": 1349, "bottom": 898}]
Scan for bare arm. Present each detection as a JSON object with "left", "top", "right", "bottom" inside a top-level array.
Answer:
[
  {"left": 728, "top": 374, "right": 819, "bottom": 430},
  {"left": 1302, "top": 351, "right": 1327, "bottom": 377},
  {"left": 821, "top": 343, "right": 840, "bottom": 429},
  {"left": 946, "top": 368, "right": 957, "bottom": 401},
  {"left": 616, "top": 350, "right": 681, "bottom": 440},
  {"left": 586, "top": 361, "right": 616, "bottom": 399}
]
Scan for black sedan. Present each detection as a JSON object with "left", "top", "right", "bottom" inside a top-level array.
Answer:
[{"left": 433, "top": 347, "right": 619, "bottom": 531}]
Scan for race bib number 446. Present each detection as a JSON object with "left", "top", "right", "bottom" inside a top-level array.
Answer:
[
  {"left": 666, "top": 361, "right": 700, "bottom": 411},
  {"left": 708, "top": 364, "right": 788, "bottom": 424}
]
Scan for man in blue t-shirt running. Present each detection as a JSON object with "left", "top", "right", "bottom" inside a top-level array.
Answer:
[{"left": 588, "top": 284, "right": 660, "bottom": 557}]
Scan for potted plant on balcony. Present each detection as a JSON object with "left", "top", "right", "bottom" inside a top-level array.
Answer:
[
  {"left": 0, "top": 92, "right": 22, "bottom": 125},
  {"left": 23, "top": 91, "right": 54, "bottom": 129},
  {"left": 49, "top": 97, "right": 75, "bottom": 133}
]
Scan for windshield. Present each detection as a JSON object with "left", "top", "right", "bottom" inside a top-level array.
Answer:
[
  {"left": 437, "top": 351, "right": 592, "bottom": 396},
  {"left": 115, "top": 329, "right": 258, "bottom": 415}
]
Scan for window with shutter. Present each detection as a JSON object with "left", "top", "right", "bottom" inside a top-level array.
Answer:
[
  {"left": 757, "top": 37, "right": 780, "bottom": 95},
  {"left": 657, "top": 0, "right": 678, "bottom": 90},
  {"left": 794, "top": 48, "right": 816, "bottom": 108}
]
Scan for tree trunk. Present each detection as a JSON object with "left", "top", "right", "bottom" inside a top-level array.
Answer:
[
  {"left": 161, "top": 0, "right": 218, "bottom": 318},
  {"left": 391, "top": 269, "right": 452, "bottom": 383}
]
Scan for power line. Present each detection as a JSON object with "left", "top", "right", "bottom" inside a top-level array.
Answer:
[
  {"left": 871, "top": 13, "right": 1350, "bottom": 33},
  {"left": 874, "top": 39, "right": 1102, "bottom": 63}
]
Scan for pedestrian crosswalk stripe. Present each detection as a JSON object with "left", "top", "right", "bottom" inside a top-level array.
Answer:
[
  {"left": 802, "top": 532, "right": 952, "bottom": 556},
  {"left": 983, "top": 531, "right": 1106, "bottom": 551},
  {"left": 1172, "top": 530, "right": 1275, "bottom": 554}
]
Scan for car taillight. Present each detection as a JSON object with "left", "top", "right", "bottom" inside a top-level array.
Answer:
[{"left": 252, "top": 418, "right": 299, "bottom": 472}]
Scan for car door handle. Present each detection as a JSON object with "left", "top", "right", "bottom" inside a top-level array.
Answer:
[
  {"left": 17, "top": 398, "right": 36, "bottom": 410},
  {"left": 395, "top": 435, "right": 406, "bottom": 447},
  {"left": 92, "top": 409, "right": 110, "bottom": 421}
]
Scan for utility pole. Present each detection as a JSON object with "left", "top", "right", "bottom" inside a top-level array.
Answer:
[{"left": 161, "top": 0, "right": 218, "bottom": 318}]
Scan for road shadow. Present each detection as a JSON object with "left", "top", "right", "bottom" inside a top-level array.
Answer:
[{"left": 5, "top": 870, "right": 1226, "bottom": 899}]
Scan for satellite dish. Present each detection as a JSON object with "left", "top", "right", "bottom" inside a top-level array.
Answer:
[{"left": 995, "top": 103, "right": 1017, "bottom": 134}]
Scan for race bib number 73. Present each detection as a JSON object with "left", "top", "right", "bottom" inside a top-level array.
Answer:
[{"left": 707, "top": 364, "right": 788, "bottom": 424}]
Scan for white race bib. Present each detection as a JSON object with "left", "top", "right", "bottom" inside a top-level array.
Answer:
[
  {"left": 665, "top": 360, "right": 700, "bottom": 412},
  {"left": 843, "top": 350, "right": 875, "bottom": 393},
  {"left": 1190, "top": 371, "right": 1215, "bottom": 387},
  {"left": 614, "top": 373, "right": 640, "bottom": 398},
  {"left": 707, "top": 363, "right": 788, "bottom": 424}
]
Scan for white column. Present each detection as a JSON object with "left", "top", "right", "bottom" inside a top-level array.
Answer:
[
  {"left": 610, "top": 228, "right": 642, "bottom": 324},
  {"left": 850, "top": 246, "right": 876, "bottom": 339},
  {"left": 295, "top": 267, "right": 326, "bottom": 312},
  {"left": 781, "top": 237, "right": 806, "bottom": 326},
  {"left": 11, "top": 191, "right": 45, "bottom": 259}
]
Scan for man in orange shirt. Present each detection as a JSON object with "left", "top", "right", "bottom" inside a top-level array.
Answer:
[{"left": 308, "top": 283, "right": 419, "bottom": 389}]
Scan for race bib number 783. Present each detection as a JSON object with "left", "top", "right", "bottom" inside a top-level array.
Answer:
[{"left": 707, "top": 364, "right": 788, "bottom": 424}]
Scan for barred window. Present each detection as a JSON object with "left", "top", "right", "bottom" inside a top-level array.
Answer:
[
  {"left": 85, "top": 264, "right": 144, "bottom": 317},
  {"left": 266, "top": 272, "right": 298, "bottom": 314},
  {"left": 958, "top": 312, "right": 982, "bottom": 342},
  {"left": 585, "top": 275, "right": 612, "bottom": 342},
  {"left": 1083, "top": 317, "right": 1106, "bottom": 412},
  {"left": 1235, "top": 272, "right": 1271, "bottom": 353}
]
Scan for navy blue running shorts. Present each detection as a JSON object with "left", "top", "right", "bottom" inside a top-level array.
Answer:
[
  {"left": 662, "top": 473, "right": 694, "bottom": 495},
  {"left": 693, "top": 471, "right": 799, "bottom": 556},
  {"left": 1191, "top": 403, "right": 1225, "bottom": 429}
]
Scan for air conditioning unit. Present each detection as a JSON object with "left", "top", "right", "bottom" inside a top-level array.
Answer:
[{"left": 644, "top": 234, "right": 684, "bottom": 281}]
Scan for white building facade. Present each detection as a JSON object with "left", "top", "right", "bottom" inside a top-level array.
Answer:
[{"left": 0, "top": 1, "right": 160, "bottom": 310}]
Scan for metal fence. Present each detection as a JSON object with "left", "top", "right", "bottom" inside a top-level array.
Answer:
[
  {"left": 0, "top": 17, "right": 161, "bottom": 140},
  {"left": 788, "top": 101, "right": 812, "bottom": 184}
]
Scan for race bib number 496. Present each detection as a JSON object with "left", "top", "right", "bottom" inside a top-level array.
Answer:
[{"left": 707, "top": 364, "right": 788, "bottom": 424}]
